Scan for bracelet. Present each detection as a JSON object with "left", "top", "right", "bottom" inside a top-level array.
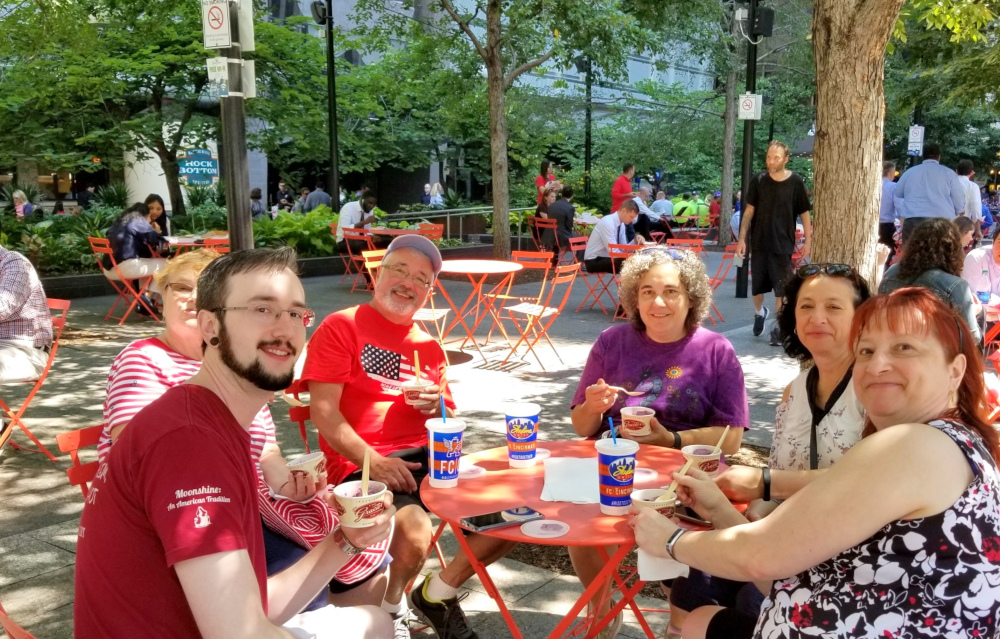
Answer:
[
  {"left": 665, "top": 528, "right": 686, "bottom": 560},
  {"left": 762, "top": 467, "right": 771, "bottom": 502},
  {"left": 672, "top": 431, "right": 682, "bottom": 449}
]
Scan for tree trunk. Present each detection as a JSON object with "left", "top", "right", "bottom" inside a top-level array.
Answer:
[
  {"left": 719, "top": 61, "right": 739, "bottom": 246},
  {"left": 811, "top": 0, "right": 904, "bottom": 284},
  {"left": 160, "top": 154, "right": 186, "bottom": 216},
  {"left": 485, "top": 0, "right": 510, "bottom": 260}
]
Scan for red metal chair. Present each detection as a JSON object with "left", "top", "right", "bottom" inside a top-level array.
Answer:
[
  {"left": 342, "top": 228, "right": 376, "bottom": 293},
  {"left": 707, "top": 245, "right": 739, "bottom": 325},
  {"left": 502, "top": 264, "right": 580, "bottom": 369},
  {"left": 0, "top": 598, "right": 36, "bottom": 639},
  {"left": 88, "top": 237, "right": 160, "bottom": 324},
  {"left": 650, "top": 231, "right": 668, "bottom": 244},
  {"left": 330, "top": 223, "right": 352, "bottom": 282},
  {"left": 533, "top": 217, "right": 560, "bottom": 256},
  {"left": 609, "top": 243, "right": 642, "bottom": 321},
  {"left": 666, "top": 238, "right": 704, "bottom": 257},
  {"left": 418, "top": 223, "right": 444, "bottom": 245},
  {"left": 524, "top": 216, "right": 542, "bottom": 251},
  {"left": 484, "top": 251, "right": 554, "bottom": 344},
  {"left": 56, "top": 424, "right": 104, "bottom": 499},
  {"left": 1, "top": 299, "right": 71, "bottom": 461},
  {"left": 570, "top": 236, "right": 613, "bottom": 314}
]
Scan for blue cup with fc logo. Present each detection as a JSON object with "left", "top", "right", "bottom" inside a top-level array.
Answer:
[
  {"left": 426, "top": 418, "right": 466, "bottom": 488},
  {"left": 504, "top": 403, "right": 540, "bottom": 468},
  {"left": 595, "top": 438, "right": 639, "bottom": 515}
]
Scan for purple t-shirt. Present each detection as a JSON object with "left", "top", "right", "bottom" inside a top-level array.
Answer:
[{"left": 571, "top": 325, "right": 750, "bottom": 435}]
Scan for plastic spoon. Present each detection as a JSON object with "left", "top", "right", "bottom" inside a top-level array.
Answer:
[
  {"left": 657, "top": 459, "right": 695, "bottom": 501},
  {"left": 361, "top": 449, "right": 371, "bottom": 497}
]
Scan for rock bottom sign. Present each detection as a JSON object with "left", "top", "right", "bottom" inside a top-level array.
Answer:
[{"left": 178, "top": 149, "right": 219, "bottom": 186}]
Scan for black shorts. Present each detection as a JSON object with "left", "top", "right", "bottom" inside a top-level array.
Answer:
[{"left": 750, "top": 251, "right": 793, "bottom": 297}]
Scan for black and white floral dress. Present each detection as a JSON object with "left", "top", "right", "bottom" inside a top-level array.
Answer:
[{"left": 754, "top": 419, "right": 1000, "bottom": 639}]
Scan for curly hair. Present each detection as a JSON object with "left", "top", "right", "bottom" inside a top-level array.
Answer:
[
  {"left": 618, "top": 248, "right": 711, "bottom": 335},
  {"left": 777, "top": 266, "right": 872, "bottom": 361},
  {"left": 898, "top": 218, "right": 965, "bottom": 279}
]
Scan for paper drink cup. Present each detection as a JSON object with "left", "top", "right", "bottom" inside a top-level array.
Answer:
[
  {"left": 595, "top": 438, "right": 639, "bottom": 516},
  {"left": 504, "top": 403, "right": 540, "bottom": 468},
  {"left": 631, "top": 489, "right": 676, "bottom": 519},
  {"left": 426, "top": 418, "right": 466, "bottom": 488},
  {"left": 682, "top": 445, "right": 722, "bottom": 478},
  {"left": 333, "top": 480, "right": 388, "bottom": 528},
  {"left": 620, "top": 406, "right": 655, "bottom": 436},
  {"left": 286, "top": 452, "right": 326, "bottom": 482},
  {"left": 401, "top": 379, "right": 434, "bottom": 406}
]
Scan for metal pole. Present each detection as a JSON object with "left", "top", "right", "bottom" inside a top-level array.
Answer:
[
  {"left": 735, "top": 0, "right": 758, "bottom": 299},
  {"left": 325, "top": 0, "right": 341, "bottom": 201},
  {"left": 584, "top": 58, "right": 592, "bottom": 198},
  {"left": 221, "top": 0, "right": 253, "bottom": 251}
]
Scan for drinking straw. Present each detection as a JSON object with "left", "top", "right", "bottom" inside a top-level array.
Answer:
[
  {"left": 608, "top": 416, "right": 617, "bottom": 445},
  {"left": 361, "top": 449, "right": 371, "bottom": 497},
  {"left": 712, "top": 425, "right": 731, "bottom": 454},
  {"left": 414, "top": 350, "right": 421, "bottom": 383},
  {"left": 440, "top": 396, "right": 447, "bottom": 422}
]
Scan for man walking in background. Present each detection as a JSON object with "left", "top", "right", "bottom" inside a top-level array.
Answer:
[
  {"left": 879, "top": 161, "right": 899, "bottom": 266},
  {"left": 957, "top": 159, "right": 983, "bottom": 244},
  {"left": 894, "top": 143, "right": 966, "bottom": 244},
  {"left": 611, "top": 164, "right": 637, "bottom": 242},
  {"left": 735, "top": 140, "right": 812, "bottom": 346},
  {"left": 304, "top": 181, "right": 334, "bottom": 213}
]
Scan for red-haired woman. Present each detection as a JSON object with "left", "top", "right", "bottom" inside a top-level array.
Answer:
[{"left": 630, "top": 287, "right": 1000, "bottom": 638}]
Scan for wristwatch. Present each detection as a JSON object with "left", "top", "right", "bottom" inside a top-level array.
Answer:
[
  {"left": 665, "top": 528, "right": 686, "bottom": 560},
  {"left": 332, "top": 526, "right": 364, "bottom": 556}
]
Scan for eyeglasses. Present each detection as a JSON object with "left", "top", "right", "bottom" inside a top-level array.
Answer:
[
  {"left": 164, "top": 283, "right": 196, "bottom": 301},
  {"left": 382, "top": 263, "right": 432, "bottom": 289},
  {"left": 639, "top": 246, "right": 687, "bottom": 260},
  {"left": 213, "top": 305, "right": 316, "bottom": 328},
  {"left": 796, "top": 263, "right": 856, "bottom": 278}
]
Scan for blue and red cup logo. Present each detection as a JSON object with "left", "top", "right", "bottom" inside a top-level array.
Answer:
[
  {"left": 505, "top": 414, "right": 538, "bottom": 461},
  {"left": 598, "top": 452, "right": 636, "bottom": 509},
  {"left": 429, "top": 431, "right": 463, "bottom": 481}
]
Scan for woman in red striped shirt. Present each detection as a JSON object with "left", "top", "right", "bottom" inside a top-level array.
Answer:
[{"left": 99, "top": 249, "right": 392, "bottom": 610}]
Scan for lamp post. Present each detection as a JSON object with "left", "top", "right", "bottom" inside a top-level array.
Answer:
[{"left": 312, "top": 1, "right": 340, "bottom": 200}]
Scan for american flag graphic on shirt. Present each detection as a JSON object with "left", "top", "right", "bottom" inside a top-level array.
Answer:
[{"left": 360, "top": 343, "right": 417, "bottom": 389}]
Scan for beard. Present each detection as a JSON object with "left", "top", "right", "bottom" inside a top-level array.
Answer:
[
  {"left": 217, "top": 322, "right": 296, "bottom": 392},
  {"left": 376, "top": 284, "right": 423, "bottom": 317}
]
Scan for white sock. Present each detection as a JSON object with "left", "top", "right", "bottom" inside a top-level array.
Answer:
[
  {"left": 425, "top": 572, "right": 459, "bottom": 602},
  {"left": 381, "top": 599, "right": 402, "bottom": 615},
  {"left": 756, "top": 307, "right": 766, "bottom": 316}
]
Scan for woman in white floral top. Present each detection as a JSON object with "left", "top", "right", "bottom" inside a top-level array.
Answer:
[
  {"left": 632, "top": 288, "right": 1000, "bottom": 639},
  {"left": 665, "top": 264, "right": 873, "bottom": 639}
]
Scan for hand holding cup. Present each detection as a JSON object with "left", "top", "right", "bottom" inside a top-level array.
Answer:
[
  {"left": 627, "top": 504, "right": 680, "bottom": 559},
  {"left": 409, "top": 383, "right": 446, "bottom": 416},
  {"left": 672, "top": 467, "right": 731, "bottom": 522},
  {"left": 618, "top": 416, "right": 675, "bottom": 449},
  {"left": 279, "top": 468, "right": 327, "bottom": 502},
  {"left": 340, "top": 494, "right": 396, "bottom": 549}
]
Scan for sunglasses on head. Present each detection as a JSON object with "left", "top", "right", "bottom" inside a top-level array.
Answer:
[
  {"left": 639, "top": 246, "right": 687, "bottom": 260},
  {"left": 796, "top": 263, "right": 855, "bottom": 278}
]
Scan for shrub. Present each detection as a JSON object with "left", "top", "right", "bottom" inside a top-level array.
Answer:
[
  {"left": 0, "top": 183, "right": 43, "bottom": 212},
  {"left": 253, "top": 207, "right": 340, "bottom": 258},
  {"left": 96, "top": 181, "right": 132, "bottom": 210}
]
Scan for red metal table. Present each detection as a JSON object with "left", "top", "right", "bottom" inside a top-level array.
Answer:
[
  {"left": 166, "top": 234, "right": 229, "bottom": 254},
  {"left": 370, "top": 227, "right": 420, "bottom": 237},
  {"left": 436, "top": 260, "right": 523, "bottom": 363},
  {"left": 421, "top": 440, "right": 685, "bottom": 639}
]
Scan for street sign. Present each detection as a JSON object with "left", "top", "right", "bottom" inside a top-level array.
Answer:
[
  {"left": 242, "top": 60, "right": 256, "bottom": 99},
  {"left": 907, "top": 125, "right": 925, "bottom": 157},
  {"left": 238, "top": 0, "right": 255, "bottom": 53},
  {"left": 202, "top": 0, "right": 231, "bottom": 50},
  {"left": 178, "top": 149, "right": 220, "bottom": 186},
  {"left": 206, "top": 56, "right": 228, "bottom": 98},
  {"left": 738, "top": 93, "right": 762, "bottom": 121}
]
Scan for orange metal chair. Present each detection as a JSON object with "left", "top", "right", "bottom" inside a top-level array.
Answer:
[
  {"left": 0, "top": 598, "right": 36, "bottom": 639},
  {"left": 650, "top": 231, "right": 668, "bottom": 244},
  {"left": 88, "top": 237, "right": 160, "bottom": 324},
  {"left": 361, "top": 249, "right": 387, "bottom": 291},
  {"left": 56, "top": 424, "right": 104, "bottom": 499},
  {"left": 707, "top": 245, "right": 739, "bottom": 324},
  {"left": 414, "top": 288, "right": 452, "bottom": 362},
  {"left": 330, "top": 223, "right": 353, "bottom": 282},
  {"left": 418, "top": 223, "right": 444, "bottom": 245},
  {"left": 483, "top": 250, "right": 554, "bottom": 343},
  {"left": 501, "top": 263, "right": 580, "bottom": 369},
  {"left": 666, "top": 238, "right": 704, "bottom": 257},
  {"left": 1, "top": 299, "right": 71, "bottom": 461},
  {"left": 570, "top": 236, "right": 614, "bottom": 314},
  {"left": 609, "top": 243, "right": 642, "bottom": 321},
  {"left": 201, "top": 237, "right": 230, "bottom": 253},
  {"left": 532, "top": 216, "right": 560, "bottom": 252},
  {"left": 342, "top": 228, "right": 376, "bottom": 293}
]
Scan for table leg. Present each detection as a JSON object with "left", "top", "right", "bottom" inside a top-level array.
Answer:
[
  {"left": 463, "top": 273, "right": 516, "bottom": 352},
  {"left": 447, "top": 522, "right": 525, "bottom": 639},
  {"left": 592, "top": 545, "right": 658, "bottom": 639},
  {"left": 435, "top": 278, "right": 491, "bottom": 363}
]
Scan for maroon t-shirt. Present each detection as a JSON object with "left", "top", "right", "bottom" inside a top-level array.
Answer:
[{"left": 75, "top": 385, "right": 267, "bottom": 638}]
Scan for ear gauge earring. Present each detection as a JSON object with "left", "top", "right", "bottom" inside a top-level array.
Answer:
[{"left": 209, "top": 337, "right": 220, "bottom": 347}]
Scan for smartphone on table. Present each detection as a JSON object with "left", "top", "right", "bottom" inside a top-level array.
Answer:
[
  {"left": 674, "top": 504, "right": 712, "bottom": 528},
  {"left": 459, "top": 506, "right": 544, "bottom": 532}
]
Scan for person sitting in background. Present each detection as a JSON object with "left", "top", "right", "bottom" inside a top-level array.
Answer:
[
  {"left": 954, "top": 215, "right": 977, "bottom": 253},
  {"left": 0, "top": 243, "right": 53, "bottom": 385},
  {"left": 77, "top": 184, "right": 96, "bottom": 210},
  {"left": 533, "top": 183, "right": 559, "bottom": 250},
  {"left": 336, "top": 192, "right": 380, "bottom": 253},
  {"left": 672, "top": 263, "right": 872, "bottom": 639},
  {"left": 429, "top": 183, "right": 445, "bottom": 207},
  {"left": 630, "top": 288, "right": 1000, "bottom": 639},
  {"left": 582, "top": 199, "right": 644, "bottom": 273},
  {"left": 880, "top": 218, "right": 981, "bottom": 346},
  {"left": 12, "top": 190, "right": 34, "bottom": 218},
  {"left": 144, "top": 194, "right": 167, "bottom": 234},
  {"left": 52, "top": 200, "right": 66, "bottom": 215},
  {"left": 651, "top": 190, "right": 674, "bottom": 223},
  {"left": 569, "top": 247, "right": 749, "bottom": 635},
  {"left": 633, "top": 185, "right": 673, "bottom": 242},
  {"left": 96, "top": 248, "right": 395, "bottom": 623},
  {"left": 963, "top": 235, "right": 1000, "bottom": 305},
  {"left": 547, "top": 185, "right": 581, "bottom": 257},
  {"left": 103, "top": 204, "right": 168, "bottom": 312},
  {"left": 292, "top": 187, "right": 310, "bottom": 213}
]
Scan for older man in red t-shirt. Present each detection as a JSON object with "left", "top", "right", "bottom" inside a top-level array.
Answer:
[{"left": 301, "top": 235, "right": 513, "bottom": 639}]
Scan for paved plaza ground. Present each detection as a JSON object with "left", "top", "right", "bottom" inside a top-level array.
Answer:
[{"left": 0, "top": 251, "right": 799, "bottom": 638}]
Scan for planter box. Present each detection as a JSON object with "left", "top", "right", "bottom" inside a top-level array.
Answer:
[{"left": 40, "top": 244, "right": 497, "bottom": 300}]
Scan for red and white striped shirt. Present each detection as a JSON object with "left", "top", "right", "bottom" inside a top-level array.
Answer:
[{"left": 100, "top": 337, "right": 388, "bottom": 583}]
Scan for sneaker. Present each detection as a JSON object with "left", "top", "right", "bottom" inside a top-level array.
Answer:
[
  {"left": 769, "top": 321, "right": 781, "bottom": 346},
  {"left": 408, "top": 576, "right": 479, "bottom": 639},
  {"left": 596, "top": 609, "right": 624, "bottom": 639},
  {"left": 392, "top": 609, "right": 414, "bottom": 639},
  {"left": 752, "top": 307, "right": 769, "bottom": 336}
]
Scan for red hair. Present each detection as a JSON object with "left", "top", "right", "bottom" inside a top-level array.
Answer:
[{"left": 850, "top": 287, "right": 1000, "bottom": 462}]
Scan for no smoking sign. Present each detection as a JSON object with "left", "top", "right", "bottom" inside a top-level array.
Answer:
[
  {"left": 738, "top": 93, "right": 762, "bottom": 121},
  {"left": 202, "top": 0, "right": 231, "bottom": 49}
]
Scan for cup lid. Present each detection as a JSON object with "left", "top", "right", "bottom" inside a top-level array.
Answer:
[{"left": 521, "top": 520, "right": 569, "bottom": 538}]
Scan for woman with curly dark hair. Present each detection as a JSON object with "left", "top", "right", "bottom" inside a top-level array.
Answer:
[{"left": 879, "top": 217, "right": 981, "bottom": 344}]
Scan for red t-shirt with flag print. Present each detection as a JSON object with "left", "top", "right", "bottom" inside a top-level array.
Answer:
[{"left": 299, "top": 303, "right": 456, "bottom": 482}]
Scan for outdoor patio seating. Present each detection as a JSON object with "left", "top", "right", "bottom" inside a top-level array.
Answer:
[
  {"left": 56, "top": 424, "right": 103, "bottom": 499},
  {"left": 87, "top": 237, "right": 160, "bottom": 324}
]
